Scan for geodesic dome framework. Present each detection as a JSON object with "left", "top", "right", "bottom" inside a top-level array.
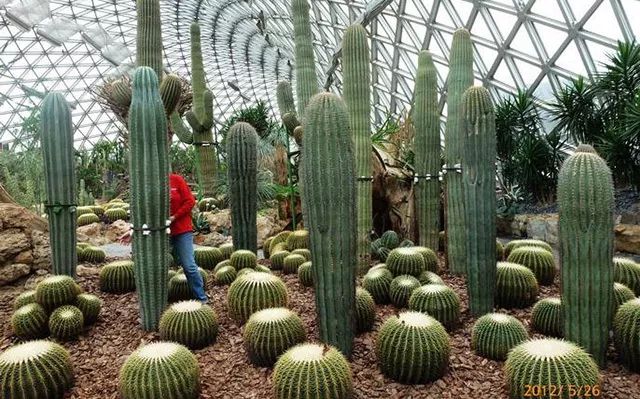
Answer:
[{"left": 0, "top": 0, "right": 637, "bottom": 151}]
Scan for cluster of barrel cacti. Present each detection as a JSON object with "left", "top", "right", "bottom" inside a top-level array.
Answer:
[{"left": 370, "top": 230, "right": 414, "bottom": 262}]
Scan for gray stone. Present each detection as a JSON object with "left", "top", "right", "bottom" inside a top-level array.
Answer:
[{"left": 0, "top": 263, "right": 30, "bottom": 285}]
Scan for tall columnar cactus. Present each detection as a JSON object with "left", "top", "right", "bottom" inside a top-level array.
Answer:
[
  {"left": 413, "top": 50, "right": 441, "bottom": 250},
  {"left": 462, "top": 86, "right": 496, "bottom": 316},
  {"left": 444, "top": 28, "right": 473, "bottom": 275},
  {"left": 135, "top": 0, "right": 163, "bottom": 79},
  {"left": 343, "top": 24, "right": 372, "bottom": 273},
  {"left": 227, "top": 122, "right": 258, "bottom": 252},
  {"left": 302, "top": 93, "right": 357, "bottom": 356},
  {"left": 129, "top": 66, "right": 171, "bottom": 331},
  {"left": 558, "top": 144, "right": 614, "bottom": 367},
  {"left": 291, "top": 0, "right": 319, "bottom": 118},
  {"left": 41, "top": 92, "right": 77, "bottom": 277}
]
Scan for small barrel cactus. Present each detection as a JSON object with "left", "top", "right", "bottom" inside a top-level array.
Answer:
[
  {"left": 91, "top": 205, "right": 104, "bottom": 216},
  {"left": 168, "top": 274, "right": 194, "bottom": 302},
  {"left": 614, "top": 257, "right": 640, "bottom": 295},
  {"left": 256, "top": 264, "right": 271, "bottom": 274},
  {"left": 283, "top": 254, "right": 306, "bottom": 275},
  {"left": 386, "top": 247, "right": 426, "bottom": 277},
  {"left": 119, "top": 341, "right": 200, "bottom": 399},
  {"left": 49, "top": 305, "right": 84, "bottom": 341},
  {"left": 104, "top": 207, "right": 128, "bottom": 222},
  {"left": 219, "top": 243, "right": 234, "bottom": 260},
  {"left": 177, "top": 268, "right": 208, "bottom": 285},
  {"left": 159, "top": 301, "right": 219, "bottom": 349},
  {"left": 263, "top": 237, "right": 273, "bottom": 259},
  {"left": 408, "top": 285, "right": 461, "bottom": 329},
  {"left": 291, "top": 248, "right": 311, "bottom": 261},
  {"left": 83, "top": 246, "right": 106, "bottom": 263},
  {"left": 77, "top": 213, "right": 100, "bottom": 226},
  {"left": 410, "top": 246, "right": 438, "bottom": 273},
  {"left": 194, "top": 247, "right": 224, "bottom": 270},
  {"left": 471, "top": 313, "right": 528, "bottom": 360},
  {"left": 613, "top": 298, "right": 640, "bottom": 371},
  {"left": 418, "top": 270, "right": 445, "bottom": 285},
  {"left": 298, "top": 261, "right": 313, "bottom": 287},
  {"left": 504, "top": 239, "right": 552, "bottom": 258},
  {"left": 270, "top": 250, "right": 290, "bottom": 270},
  {"left": 0, "top": 340, "right": 73, "bottom": 398},
  {"left": 214, "top": 266, "right": 237, "bottom": 286},
  {"left": 376, "top": 311, "right": 450, "bottom": 383},
  {"left": 380, "top": 230, "right": 400, "bottom": 248},
  {"left": 76, "top": 206, "right": 94, "bottom": 216},
  {"left": 389, "top": 275, "right": 421, "bottom": 308},
  {"left": 369, "top": 263, "right": 387, "bottom": 273},
  {"left": 75, "top": 293, "right": 102, "bottom": 325},
  {"left": 504, "top": 338, "right": 600, "bottom": 399},
  {"left": 230, "top": 250, "right": 258, "bottom": 270},
  {"left": 355, "top": 287, "right": 376, "bottom": 333},
  {"left": 11, "top": 303, "right": 48, "bottom": 339},
  {"left": 495, "top": 262, "right": 539, "bottom": 308},
  {"left": 531, "top": 297, "right": 563, "bottom": 338},
  {"left": 213, "top": 259, "right": 231, "bottom": 273},
  {"left": 285, "top": 230, "right": 309, "bottom": 250},
  {"left": 243, "top": 307, "right": 306, "bottom": 367},
  {"left": 362, "top": 268, "right": 393, "bottom": 304},
  {"left": 496, "top": 241, "right": 504, "bottom": 260},
  {"left": 271, "top": 242, "right": 288, "bottom": 254},
  {"left": 269, "top": 231, "right": 292, "bottom": 253},
  {"left": 35, "top": 275, "right": 81, "bottom": 311},
  {"left": 13, "top": 290, "right": 37, "bottom": 310},
  {"left": 100, "top": 260, "right": 136, "bottom": 293},
  {"left": 227, "top": 272, "right": 288, "bottom": 323},
  {"left": 507, "top": 246, "right": 556, "bottom": 285},
  {"left": 614, "top": 282, "right": 635, "bottom": 312},
  {"left": 273, "top": 342, "right": 352, "bottom": 399}
]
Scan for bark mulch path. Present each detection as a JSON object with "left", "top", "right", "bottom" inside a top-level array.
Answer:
[{"left": 1, "top": 258, "right": 639, "bottom": 398}]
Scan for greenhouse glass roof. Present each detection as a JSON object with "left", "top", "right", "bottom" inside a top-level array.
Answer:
[{"left": 0, "top": 0, "right": 637, "bottom": 150}]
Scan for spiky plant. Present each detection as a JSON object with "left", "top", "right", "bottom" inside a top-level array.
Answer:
[
  {"left": 168, "top": 274, "right": 193, "bottom": 302},
  {"left": 193, "top": 247, "right": 224, "bottom": 270},
  {"left": 273, "top": 343, "right": 352, "bottom": 399},
  {"left": 263, "top": 237, "right": 273, "bottom": 259},
  {"left": 0, "top": 340, "right": 73, "bottom": 399},
  {"left": 269, "top": 231, "right": 292, "bottom": 254},
  {"left": 100, "top": 260, "right": 136, "bottom": 294},
  {"left": 75, "top": 293, "right": 102, "bottom": 325},
  {"left": 376, "top": 311, "right": 450, "bottom": 383},
  {"left": 285, "top": 230, "right": 309, "bottom": 250},
  {"left": 159, "top": 301, "right": 219, "bottom": 350},
  {"left": 197, "top": 198, "right": 216, "bottom": 212},
  {"left": 256, "top": 265, "right": 271, "bottom": 274},
  {"left": 410, "top": 246, "right": 439, "bottom": 273},
  {"left": 614, "top": 282, "right": 635, "bottom": 312},
  {"left": 298, "top": 261, "right": 313, "bottom": 287},
  {"left": 507, "top": 246, "right": 556, "bottom": 285},
  {"left": 76, "top": 206, "right": 94, "bottom": 217},
  {"left": 389, "top": 275, "right": 421, "bottom": 308},
  {"left": 380, "top": 231, "right": 400, "bottom": 249},
  {"left": 227, "top": 272, "right": 288, "bottom": 323},
  {"left": 270, "top": 250, "right": 290, "bottom": 270},
  {"left": 504, "top": 239, "right": 553, "bottom": 258},
  {"left": 614, "top": 257, "right": 640, "bottom": 295},
  {"left": 237, "top": 268, "right": 256, "bottom": 277},
  {"left": 408, "top": 285, "right": 461, "bottom": 329},
  {"left": 13, "top": 290, "right": 36, "bottom": 311},
  {"left": 291, "top": 248, "right": 311, "bottom": 261},
  {"left": 83, "top": 246, "right": 106, "bottom": 263},
  {"left": 229, "top": 250, "right": 258, "bottom": 270},
  {"left": 35, "top": 275, "right": 81, "bottom": 312},
  {"left": 369, "top": 263, "right": 387, "bottom": 273},
  {"left": 613, "top": 298, "right": 640, "bottom": 371},
  {"left": 355, "top": 288, "right": 375, "bottom": 333},
  {"left": 219, "top": 243, "right": 234, "bottom": 260},
  {"left": 77, "top": 213, "right": 99, "bottom": 226},
  {"left": 471, "top": 313, "right": 528, "bottom": 360},
  {"left": 118, "top": 342, "right": 200, "bottom": 399},
  {"left": 362, "top": 268, "right": 393, "bottom": 304},
  {"left": 504, "top": 339, "right": 600, "bottom": 398},
  {"left": 91, "top": 205, "right": 104, "bottom": 216},
  {"left": 176, "top": 268, "right": 208, "bottom": 284},
  {"left": 49, "top": 305, "right": 84, "bottom": 341},
  {"left": 495, "top": 262, "right": 539, "bottom": 308},
  {"left": 418, "top": 270, "right": 445, "bottom": 286},
  {"left": 283, "top": 254, "right": 306, "bottom": 275},
  {"left": 531, "top": 297, "right": 563, "bottom": 338},
  {"left": 496, "top": 241, "right": 505, "bottom": 260},
  {"left": 243, "top": 307, "right": 306, "bottom": 367},
  {"left": 214, "top": 266, "right": 237, "bottom": 286},
  {"left": 104, "top": 207, "right": 128, "bottom": 222},
  {"left": 291, "top": 0, "right": 319, "bottom": 118},
  {"left": 271, "top": 242, "right": 288, "bottom": 254},
  {"left": 11, "top": 303, "right": 48, "bottom": 339},
  {"left": 386, "top": 247, "right": 427, "bottom": 277},
  {"left": 213, "top": 259, "right": 231, "bottom": 273}
]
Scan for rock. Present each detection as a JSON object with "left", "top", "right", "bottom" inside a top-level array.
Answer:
[
  {"left": 256, "top": 209, "right": 287, "bottom": 247},
  {"left": 620, "top": 203, "right": 640, "bottom": 225},
  {"left": 77, "top": 222, "right": 107, "bottom": 245},
  {"left": 14, "top": 250, "right": 33, "bottom": 264},
  {"left": 0, "top": 231, "right": 30, "bottom": 262},
  {"left": 196, "top": 232, "right": 231, "bottom": 248},
  {"left": 510, "top": 215, "right": 528, "bottom": 237},
  {"left": 525, "top": 214, "right": 558, "bottom": 246},
  {"left": 24, "top": 269, "right": 51, "bottom": 290},
  {"left": 203, "top": 209, "right": 232, "bottom": 233},
  {"left": 0, "top": 263, "right": 30, "bottom": 285},
  {"left": 30, "top": 231, "right": 50, "bottom": 270},
  {"left": 615, "top": 224, "right": 640, "bottom": 255},
  {"left": 77, "top": 264, "right": 100, "bottom": 277},
  {"left": 105, "top": 220, "right": 130, "bottom": 242}
]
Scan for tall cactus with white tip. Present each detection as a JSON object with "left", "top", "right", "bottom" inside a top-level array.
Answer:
[
  {"left": 302, "top": 92, "right": 357, "bottom": 356},
  {"left": 41, "top": 92, "right": 77, "bottom": 277},
  {"left": 292, "top": 0, "right": 319, "bottom": 118},
  {"left": 343, "top": 24, "right": 372, "bottom": 273},
  {"left": 227, "top": 122, "right": 258, "bottom": 252},
  {"left": 462, "top": 86, "right": 497, "bottom": 316},
  {"left": 558, "top": 144, "right": 614, "bottom": 367},
  {"left": 444, "top": 28, "right": 473, "bottom": 275},
  {"left": 129, "top": 66, "right": 171, "bottom": 331},
  {"left": 413, "top": 50, "right": 440, "bottom": 250}
]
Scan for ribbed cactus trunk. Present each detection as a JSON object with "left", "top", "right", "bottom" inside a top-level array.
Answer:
[
  {"left": 413, "top": 50, "right": 440, "bottom": 251},
  {"left": 462, "top": 86, "right": 497, "bottom": 316},
  {"left": 559, "top": 144, "right": 614, "bottom": 367},
  {"left": 276, "top": 81, "right": 298, "bottom": 227},
  {"left": 342, "top": 24, "right": 372, "bottom": 274},
  {"left": 302, "top": 93, "right": 356, "bottom": 356},
  {"left": 444, "top": 28, "right": 473, "bottom": 275},
  {"left": 129, "top": 67, "right": 170, "bottom": 331},
  {"left": 136, "top": 0, "right": 163, "bottom": 79},
  {"left": 227, "top": 122, "right": 258, "bottom": 253},
  {"left": 291, "top": 0, "right": 319, "bottom": 119},
  {"left": 41, "top": 93, "right": 77, "bottom": 277},
  {"left": 277, "top": 81, "right": 297, "bottom": 117}
]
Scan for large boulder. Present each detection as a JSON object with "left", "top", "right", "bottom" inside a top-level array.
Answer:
[
  {"left": 199, "top": 208, "right": 287, "bottom": 248},
  {"left": 615, "top": 224, "right": 640, "bottom": 255}
]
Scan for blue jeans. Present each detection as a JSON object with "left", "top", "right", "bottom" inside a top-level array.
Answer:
[{"left": 171, "top": 232, "right": 207, "bottom": 302}]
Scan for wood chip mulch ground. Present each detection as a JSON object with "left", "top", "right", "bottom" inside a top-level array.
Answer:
[{"left": 1, "top": 256, "right": 639, "bottom": 398}]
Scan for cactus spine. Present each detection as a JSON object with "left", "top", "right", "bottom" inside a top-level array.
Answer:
[
  {"left": 41, "top": 92, "right": 77, "bottom": 277},
  {"left": 414, "top": 50, "right": 441, "bottom": 250},
  {"left": 129, "top": 66, "right": 171, "bottom": 331},
  {"left": 462, "top": 86, "right": 496, "bottom": 316},
  {"left": 302, "top": 93, "right": 357, "bottom": 356},
  {"left": 343, "top": 24, "right": 372, "bottom": 273},
  {"left": 135, "top": 0, "right": 163, "bottom": 79},
  {"left": 558, "top": 144, "right": 614, "bottom": 367},
  {"left": 227, "top": 122, "right": 258, "bottom": 252},
  {"left": 444, "top": 28, "right": 473, "bottom": 275},
  {"left": 291, "top": 0, "right": 319, "bottom": 118}
]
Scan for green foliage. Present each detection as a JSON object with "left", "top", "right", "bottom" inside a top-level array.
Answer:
[
  {"left": 100, "top": 260, "right": 136, "bottom": 293},
  {"left": 0, "top": 141, "right": 45, "bottom": 213},
  {"left": 408, "top": 285, "right": 461, "bottom": 329},
  {"left": 227, "top": 272, "right": 288, "bottom": 323},
  {"left": 11, "top": 303, "right": 48, "bottom": 339},
  {"left": 169, "top": 143, "right": 197, "bottom": 182},
  {"left": 159, "top": 301, "right": 219, "bottom": 349},
  {"left": 531, "top": 297, "right": 563, "bottom": 338},
  {"left": 471, "top": 313, "right": 528, "bottom": 360},
  {"left": 613, "top": 298, "right": 640, "bottom": 371},
  {"left": 49, "top": 305, "right": 84, "bottom": 341}
]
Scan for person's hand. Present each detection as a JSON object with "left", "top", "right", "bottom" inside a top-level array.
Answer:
[
  {"left": 118, "top": 230, "right": 132, "bottom": 245},
  {"left": 169, "top": 216, "right": 176, "bottom": 223}
]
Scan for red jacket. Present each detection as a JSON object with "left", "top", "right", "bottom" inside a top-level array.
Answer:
[{"left": 169, "top": 173, "right": 195, "bottom": 236}]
